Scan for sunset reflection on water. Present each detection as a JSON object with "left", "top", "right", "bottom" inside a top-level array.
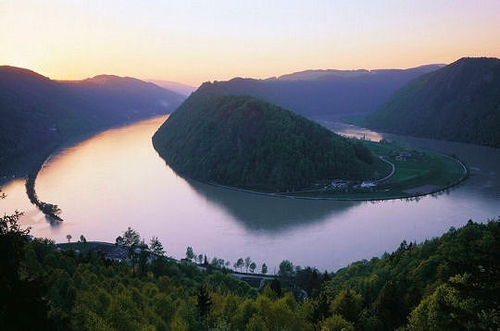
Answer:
[{"left": 1, "top": 116, "right": 499, "bottom": 272}]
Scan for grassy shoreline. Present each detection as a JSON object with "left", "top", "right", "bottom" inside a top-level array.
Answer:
[
  {"left": 279, "top": 142, "right": 469, "bottom": 200},
  {"left": 182, "top": 141, "right": 468, "bottom": 201}
]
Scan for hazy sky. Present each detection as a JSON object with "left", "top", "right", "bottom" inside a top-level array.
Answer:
[{"left": 2, "top": 0, "right": 500, "bottom": 86}]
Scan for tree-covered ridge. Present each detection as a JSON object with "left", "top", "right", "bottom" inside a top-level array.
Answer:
[
  {"left": 153, "top": 87, "right": 375, "bottom": 192},
  {"left": 365, "top": 57, "right": 500, "bottom": 148},
  {"left": 322, "top": 218, "right": 500, "bottom": 330}
]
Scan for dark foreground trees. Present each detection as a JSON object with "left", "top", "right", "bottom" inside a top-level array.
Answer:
[
  {"left": 1, "top": 194, "right": 499, "bottom": 331},
  {"left": 0, "top": 190, "right": 54, "bottom": 330}
]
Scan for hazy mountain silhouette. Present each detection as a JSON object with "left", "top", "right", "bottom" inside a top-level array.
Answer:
[
  {"left": 199, "top": 64, "right": 443, "bottom": 121},
  {"left": 63, "top": 74, "right": 185, "bottom": 122},
  {"left": 365, "top": 57, "right": 500, "bottom": 148},
  {"left": 147, "top": 79, "right": 197, "bottom": 96},
  {"left": 0, "top": 66, "right": 185, "bottom": 175}
]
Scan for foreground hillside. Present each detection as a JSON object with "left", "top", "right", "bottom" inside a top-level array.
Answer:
[
  {"left": 0, "top": 66, "right": 185, "bottom": 177},
  {"left": 2, "top": 192, "right": 498, "bottom": 330},
  {"left": 153, "top": 85, "right": 376, "bottom": 192},
  {"left": 198, "top": 64, "right": 442, "bottom": 120},
  {"left": 365, "top": 57, "right": 500, "bottom": 148}
]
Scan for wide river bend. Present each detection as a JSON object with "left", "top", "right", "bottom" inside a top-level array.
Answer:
[{"left": 1, "top": 115, "right": 499, "bottom": 272}]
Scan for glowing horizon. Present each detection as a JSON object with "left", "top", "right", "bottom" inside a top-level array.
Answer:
[{"left": 2, "top": 1, "right": 500, "bottom": 86}]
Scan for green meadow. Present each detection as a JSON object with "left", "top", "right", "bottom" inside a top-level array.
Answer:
[{"left": 287, "top": 140, "right": 467, "bottom": 200}]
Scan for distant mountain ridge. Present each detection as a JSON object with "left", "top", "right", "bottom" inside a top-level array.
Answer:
[
  {"left": 198, "top": 64, "right": 443, "bottom": 121},
  {"left": 0, "top": 66, "right": 185, "bottom": 176},
  {"left": 275, "top": 65, "right": 444, "bottom": 81},
  {"left": 147, "top": 79, "right": 197, "bottom": 96},
  {"left": 365, "top": 57, "right": 500, "bottom": 148},
  {"left": 64, "top": 74, "right": 185, "bottom": 120}
]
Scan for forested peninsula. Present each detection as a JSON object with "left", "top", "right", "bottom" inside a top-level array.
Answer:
[{"left": 152, "top": 85, "right": 376, "bottom": 192}]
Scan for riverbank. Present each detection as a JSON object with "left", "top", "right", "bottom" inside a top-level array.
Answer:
[
  {"left": 18, "top": 132, "right": 106, "bottom": 222},
  {"left": 0, "top": 142, "right": 61, "bottom": 186},
  {"left": 179, "top": 146, "right": 468, "bottom": 202},
  {"left": 1, "top": 115, "right": 170, "bottom": 220}
]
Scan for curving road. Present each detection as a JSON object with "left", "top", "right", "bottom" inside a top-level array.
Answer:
[{"left": 375, "top": 156, "right": 396, "bottom": 184}]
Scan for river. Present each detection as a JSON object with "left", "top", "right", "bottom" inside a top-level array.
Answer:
[{"left": 1, "top": 115, "right": 499, "bottom": 272}]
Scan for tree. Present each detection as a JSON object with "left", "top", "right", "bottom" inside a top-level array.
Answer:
[
  {"left": 1, "top": 209, "right": 29, "bottom": 286},
  {"left": 320, "top": 315, "right": 354, "bottom": 331},
  {"left": 1, "top": 191, "right": 53, "bottom": 329},
  {"left": 270, "top": 278, "right": 282, "bottom": 297},
  {"left": 121, "top": 227, "right": 141, "bottom": 247},
  {"left": 66, "top": 234, "right": 72, "bottom": 243},
  {"left": 234, "top": 258, "right": 244, "bottom": 272},
  {"left": 196, "top": 284, "right": 212, "bottom": 318},
  {"left": 138, "top": 246, "right": 149, "bottom": 278},
  {"left": 0, "top": 190, "right": 29, "bottom": 283},
  {"left": 115, "top": 227, "right": 143, "bottom": 270},
  {"left": 149, "top": 236, "right": 165, "bottom": 257},
  {"left": 330, "top": 288, "right": 363, "bottom": 324},
  {"left": 278, "top": 260, "right": 296, "bottom": 291},
  {"left": 261, "top": 263, "right": 268, "bottom": 275},
  {"left": 208, "top": 257, "right": 226, "bottom": 270},
  {"left": 278, "top": 260, "right": 295, "bottom": 278},
  {"left": 185, "top": 246, "right": 194, "bottom": 261},
  {"left": 249, "top": 262, "right": 257, "bottom": 273},
  {"left": 79, "top": 235, "right": 87, "bottom": 243},
  {"left": 408, "top": 272, "right": 500, "bottom": 330},
  {"left": 245, "top": 256, "right": 252, "bottom": 273}
]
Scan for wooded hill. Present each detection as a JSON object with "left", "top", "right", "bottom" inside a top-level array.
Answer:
[
  {"left": 0, "top": 66, "right": 185, "bottom": 176},
  {"left": 198, "top": 65, "right": 442, "bottom": 120},
  {"left": 152, "top": 85, "right": 376, "bottom": 192},
  {"left": 365, "top": 57, "right": 500, "bottom": 148}
]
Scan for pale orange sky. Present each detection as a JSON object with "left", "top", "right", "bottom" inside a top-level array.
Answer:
[{"left": 1, "top": 0, "right": 500, "bottom": 86}]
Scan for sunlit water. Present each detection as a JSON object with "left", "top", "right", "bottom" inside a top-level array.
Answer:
[{"left": 1, "top": 115, "right": 499, "bottom": 272}]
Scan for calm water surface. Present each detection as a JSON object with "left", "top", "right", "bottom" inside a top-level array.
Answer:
[{"left": 2, "top": 115, "right": 499, "bottom": 271}]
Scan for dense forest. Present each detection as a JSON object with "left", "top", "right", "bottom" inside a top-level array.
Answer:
[
  {"left": 153, "top": 88, "right": 376, "bottom": 192},
  {"left": 192, "top": 65, "right": 442, "bottom": 120},
  {"left": 1, "top": 189, "right": 499, "bottom": 330},
  {"left": 364, "top": 57, "right": 500, "bottom": 148},
  {"left": 0, "top": 66, "right": 185, "bottom": 177}
]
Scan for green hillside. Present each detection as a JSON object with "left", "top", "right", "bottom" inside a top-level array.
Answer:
[
  {"left": 153, "top": 85, "right": 376, "bottom": 192},
  {"left": 365, "top": 57, "right": 500, "bottom": 148}
]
